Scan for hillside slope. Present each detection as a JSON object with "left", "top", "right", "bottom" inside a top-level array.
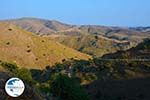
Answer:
[
  {"left": 48, "top": 34, "right": 131, "bottom": 57},
  {"left": 85, "top": 39, "right": 150, "bottom": 100},
  {"left": 5, "top": 18, "right": 150, "bottom": 40},
  {"left": 102, "top": 38, "right": 150, "bottom": 59},
  {"left": 0, "top": 22, "right": 91, "bottom": 69},
  {"left": 3, "top": 18, "right": 150, "bottom": 57},
  {"left": 4, "top": 18, "right": 72, "bottom": 35}
]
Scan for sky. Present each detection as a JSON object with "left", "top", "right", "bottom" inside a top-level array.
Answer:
[{"left": 0, "top": 0, "right": 150, "bottom": 26}]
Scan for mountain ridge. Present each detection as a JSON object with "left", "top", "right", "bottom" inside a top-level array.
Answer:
[{"left": 1, "top": 18, "right": 150, "bottom": 57}]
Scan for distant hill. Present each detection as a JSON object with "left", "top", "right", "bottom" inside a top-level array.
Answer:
[
  {"left": 4, "top": 18, "right": 150, "bottom": 39},
  {"left": 2, "top": 18, "right": 150, "bottom": 57},
  {"left": 0, "top": 22, "right": 91, "bottom": 69},
  {"left": 4, "top": 18, "right": 73, "bottom": 35},
  {"left": 129, "top": 27, "right": 150, "bottom": 32},
  {"left": 102, "top": 38, "right": 150, "bottom": 59},
  {"left": 48, "top": 34, "right": 131, "bottom": 57},
  {"left": 79, "top": 25, "right": 150, "bottom": 42}
]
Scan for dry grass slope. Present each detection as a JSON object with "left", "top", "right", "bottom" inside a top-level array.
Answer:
[
  {"left": 0, "top": 22, "right": 91, "bottom": 69},
  {"left": 47, "top": 34, "right": 131, "bottom": 57}
]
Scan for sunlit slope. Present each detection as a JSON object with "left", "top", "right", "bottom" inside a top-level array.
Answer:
[
  {"left": 47, "top": 34, "right": 131, "bottom": 57},
  {"left": 0, "top": 22, "right": 91, "bottom": 69}
]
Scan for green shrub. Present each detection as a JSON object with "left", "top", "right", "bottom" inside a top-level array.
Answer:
[
  {"left": 50, "top": 74, "right": 89, "bottom": 100},
  {"left": 1, "top": 62, "right": 18, "bottom": 74},
  {"left": 38, "top": 83, "right": 50, "bottom": 94},
  {"left": 1, "top": 62, "right": 35, "bottom": 85},
  {"left": 17, "top": 68, "right": 34, "bottom": 84}
]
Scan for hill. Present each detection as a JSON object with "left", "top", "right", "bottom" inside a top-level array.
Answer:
[
  {"left": 30, "top": 39, "right": 150, "bottom": 99},
  {"left": 86, "top": 77, "right": 150, "bottom": 100},
  {"left": 3, "top": 18, "right": 150, "bottom": 57},
  {"left": 102, "top": 38, "right": 150, "bottom": 59},
  {"left": 0, "top": 22, "right": 91, "bottom": 69},
  {"left": 4, "top": 18, "right": 150, "bottom": 41},
  {"left": 3, "top": 18, "right": 73, "bottom": 35},
  {"left": 47, "top": 34, "right": 131, "bottom": 57},
  {"left": 84, "top": 39, "right": 150, "bottom": 100},
  {"left": 78, "top": 25, "right": 150, "bottom": 45},
  {"left": 0, "top": 38, "right": 149, "bottom": 100}
]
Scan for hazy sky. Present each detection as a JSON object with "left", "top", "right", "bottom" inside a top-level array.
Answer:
[{"left": 0, "top": 0, "right": 150, "bottom": 26}]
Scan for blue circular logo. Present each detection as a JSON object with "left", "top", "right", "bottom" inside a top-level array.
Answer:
[{"left": 5, "top": 77, "right": 25, "bottom": 97}]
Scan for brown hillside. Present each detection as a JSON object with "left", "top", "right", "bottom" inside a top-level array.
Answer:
[{"left": 0, "top": 22, "right": 91, "bottom": 69}]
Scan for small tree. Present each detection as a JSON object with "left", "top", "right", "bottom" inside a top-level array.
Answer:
[
  {"left": 1, "top": 62, "right": 18, "bottom": 74},
  {"left": 17, "top": 68, "right": 34, "bottom": 85},
  {"left": 50, "top": 74, "right": 89, "bottom": 100}
]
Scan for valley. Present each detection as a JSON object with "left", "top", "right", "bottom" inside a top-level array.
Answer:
[{"left": 0, "top": 18, "right": 149, "bottom": 100}]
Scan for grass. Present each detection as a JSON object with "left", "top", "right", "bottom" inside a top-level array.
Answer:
[
  {"left": 47, "top": 34, "right": 129, "bottom": 57},
  {"left": 0, "top": 22, "right": 91, "bottom": 69}
]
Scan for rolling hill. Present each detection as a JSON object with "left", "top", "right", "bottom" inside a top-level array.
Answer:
[
  {"left": 101, "top": 38, "right": 150, "bottom": 59},
  {"left": 85, "top": 39, "right": 150, "bottom": 100},
  {"left": 4, "top": 18, "right": 150, "bottom": 39},
  {"left": 3, "top": 18, "right": 73, "bottom": 35},
  {"left": 2, "top": 18, "right": 150, "bottom": 57},
  {"left": 47, "top": 34, "right": 131, "bottom": 57},
  {"left": 0, "top": 22, "right": 91, "bottom": 69}
]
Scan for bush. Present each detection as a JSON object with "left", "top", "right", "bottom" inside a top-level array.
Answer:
[
  {"left": 38, "top": 83, "right": 50, "bottom": 94},
  {"left": 50, "top": 74, "right": 89, "bottom": 100},
  {"left": 1, "top": 62, "right": 34, "bottom": 85},
  {"left": 17, "top": 68, "right": 34, "bottom": 84},
  {"left": 1, "top": 62, "right": 18, "bottom": 74}
]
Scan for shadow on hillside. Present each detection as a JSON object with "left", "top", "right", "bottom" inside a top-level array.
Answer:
[{"left": 85, "top": 77, "right": 150, "bottom": 100}]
